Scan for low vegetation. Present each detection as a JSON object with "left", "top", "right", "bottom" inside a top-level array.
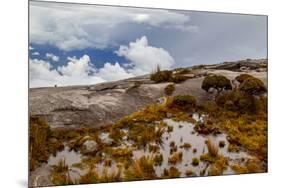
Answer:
[
  {"left": 219, "top": 140, "right": 225, "bottom": 148},
  {"left": 168, "top": 152, "right": 183, "bottom": 165},
  {"left": 162, "top": 167, "right": 181, "bottom": 178},
  {"left": 29, "top": 116, "right": 64, "bottom": 171},
  {"left": 164, "top": 84, "right": 175, "bottom": 96},
  {"left": 168, "top": 95, "right": 197, "bottom": 111},
  {"left": 174, "top": 68, "right": 192, "bottom": 75},
  {"left": 124, "top": 156, "right": 156, "bottom": 181},
  {"left": 50, "top": 159, "right": 75, "bottom": 185},
  {"left": 179, "top": 143, "right": 192, "bottom": 150},
  {"left": 202, "top": 74, "right": 232, "bottom": 96},
  {"left": 185, "top": 169, "right": 196, "bottom": 177},
  {"left": 153, "top": 154, "right": 164, "bottom": 166},
  {"left": 150, "top": 66, "right": 189, "bottom": 84},
  {"left": 235, "top": 74, "right": 254, "bottom": 83},
  {"left": 231, "top": 159, "right": 264, "bottom": 174},
  {"left": 150, "top": 68, "right": 173, "bottom": 83},
  {"left": 30, "top": 69, "right": 267, "bottom": 186},
  {"left": 238, "top": 76, "right": 267, "bottom": 95},
  {"left": 192, "top": 158, "right": 199, "bottom": 166},
  {"left": 78, "top": 167, "right": 122, "bottom": 184},
  {"left": 200, "top": 140, "right": 228, "bottom": 176},
  {"left": 171, "top": 75, "right": 188, "bottom": 83}
]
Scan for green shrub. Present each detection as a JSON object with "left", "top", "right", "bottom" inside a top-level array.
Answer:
[
  {"left": 202, "top": 74, "right": 232, "bottom": 94},
  {"left": 170, "top": 95, "right": 197, "bottom": 111},
  {"left": 150, "top": 70, "right": 172, "bottom": 83},
  {"left": 174, "top": 68, "right": 191, "bottom": 75},
  {"left": 167, "top": 125, "right": 174, "bottom": 133},
  {"left": 192, "top": 65, "right": 205, "bottom": 69},
  {"left": 154, "top": 154, "right": 163, "bottom": 166},
  {"left": 216, "top": 90, "right": 256, "bottom": 112},
  {"left": 238, "top": 77, "right": 267, "bottom": 95},
  {"left": 235, "top": 74, "right": 254, "bottom": 83},
  {"left": 219, "top": 140, "right": 226, "bottom": 148},
  {"left": 192, "top": 157, "right": 200, "bottom": 166},
  {"left": 179, "top": 143, "right": 192, "bottom": 150},
  {"left": 164, "top": 84, "right": 175, "bottom": 96},
  {"left": 171, "top": 75, "right": 188, "bottom": 83}
]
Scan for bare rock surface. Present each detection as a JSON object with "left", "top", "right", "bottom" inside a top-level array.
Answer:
[{"left": 30, "top": 60, "right": 267, "bottom": 130}]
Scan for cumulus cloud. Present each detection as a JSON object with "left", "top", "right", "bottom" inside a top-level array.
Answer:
[
  {"left": 29, "top": 55, "right": 105, "bottom": 88},
  {"left": 116, "top": 36, "right": 175, "bottom": 75},
  {"left": 30, "top": 1, "right": 196, "bottom": 51},
  {"left": 58, "top": 55, "right": 95, "bottom": 77},
  {"left": 30, "top": 36, "right": 175, "bottom": 88},
  {"left": 32, "top": 52, "right": 40, "bottom": 56},
  {"left": 46, "top": 53, "right": 59, "bottom": 62},
  {"left": 29, "top": 46, "right": 34, "bottom": 50},
  {"left": 29, "top": 59, "right": 61, "bottom": 87},
  {"left": 97, "top": 62, "right": 134, "bottom": 81}
]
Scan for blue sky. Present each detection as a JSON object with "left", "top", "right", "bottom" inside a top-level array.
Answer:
[{"left": 29, "top": 1, "right": 267, "bottom": 88}]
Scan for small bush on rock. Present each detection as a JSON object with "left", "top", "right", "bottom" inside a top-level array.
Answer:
[
  {"left": 202, "top": 74, "right": 232, "bottom": 95},
  {"left": 169, "top": 95, "right": 197, "bottom": 111},
  {"left": 164, "top": 84, "right": 175, "bottom": 96},
  {"left": 238, "top": 77, "right": 267, "bottom": 95}
]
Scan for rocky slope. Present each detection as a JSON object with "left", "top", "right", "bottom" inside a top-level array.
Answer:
[{"left": 29, "top": 59, "right": 267, "bottom": 130}]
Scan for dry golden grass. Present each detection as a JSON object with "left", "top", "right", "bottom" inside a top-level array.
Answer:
[
  {"left": 124, "top": 156, "right": 156, "bottom": 181},
  {"left": 168, "top": 152, "right": 183, "bottom": 165},
  {"left": 206, "top": 140, "right": 219, "bottom": 158}
]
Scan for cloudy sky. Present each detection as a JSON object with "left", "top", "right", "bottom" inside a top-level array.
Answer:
[{"left": 29, "top": 1, "right": 267, "bottom": 88}]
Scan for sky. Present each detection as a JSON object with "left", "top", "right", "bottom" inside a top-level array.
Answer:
[{"left": 29, "top": 1, "right": 267, "bottom": 88}]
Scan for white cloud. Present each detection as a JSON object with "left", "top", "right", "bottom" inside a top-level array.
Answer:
[
  {"left": 32, "top": 52, "right": 40, "bottom": 56},
  {"left": 58, "top": 55, "right": 94, "bottom": 77},
  {"left": 133, "top": 14, "right": 151, "bottom": 24},
  {"left": 29, "top": 46, "right": 34, "bottom": 50},
  {"left": 30, "top": 1, "right": 196, "bottom": 51},
  {"left": 97, "top": 62, "right": 134, "bottom": 81},
  {"left": 46, "top": 53, "right": 59, "bottom": 62},
  {"left": 29, "top": 56, "right": 105, "bottom": 88},
  {"left": 29, "top": 59, "right": 61, "bottom": 87},
  {"left": 30, "top": 36, "right": 175, "bottom": 88},
  {"left": 29, "top": 56, "right": 133, "bottom": 88},
  {"left": 116, "top": 36, "right": 175, "bottom": 75}
]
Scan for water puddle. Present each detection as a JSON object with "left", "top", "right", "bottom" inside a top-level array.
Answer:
[
  {"left": 47, "top": 145, "right": 84, "bottom": 180},
  {"left": 45, "top": 113, "right": 253, "bottom": 180},
  {"left": 132, "top": 115, "right": 252, "bottom": 177}
]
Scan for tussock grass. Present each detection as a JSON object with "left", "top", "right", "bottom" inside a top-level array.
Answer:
[
  {"left": 79, "top": 167, "right": 122, "bottom": 184},
  {"left": 168, "top": 152, "right": 183, "bottom": 165},
  {"left": 50, "top": 158, "right": 76, "bottom": 185},
  {"left": 153, "top": 154, "right": 163, "bottom": 166},
  {"left": 29, "top": 116, "right": 64, "bottom": 171},
  {"left": 206, "top": 140, "right": 219, "bottom": 158},
  {"left": 162, "top": 167, "right": 181, "bottom": 178},
  {"left": 124, "top": 156, "right": 156, "bottom": 181},
  {"left": 231, "top": 159, "right": 264, "bottom": 174}
]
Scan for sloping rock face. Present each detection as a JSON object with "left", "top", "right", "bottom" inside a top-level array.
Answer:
[
  {"left": 205, "top": 59, "right": 268, "bottom": 72},
  {"left": 30, "top": 61, "right": 267, "bottom": 130},
  {"left": 30, "top": 75, "right": 168, "bottom": 129}
]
